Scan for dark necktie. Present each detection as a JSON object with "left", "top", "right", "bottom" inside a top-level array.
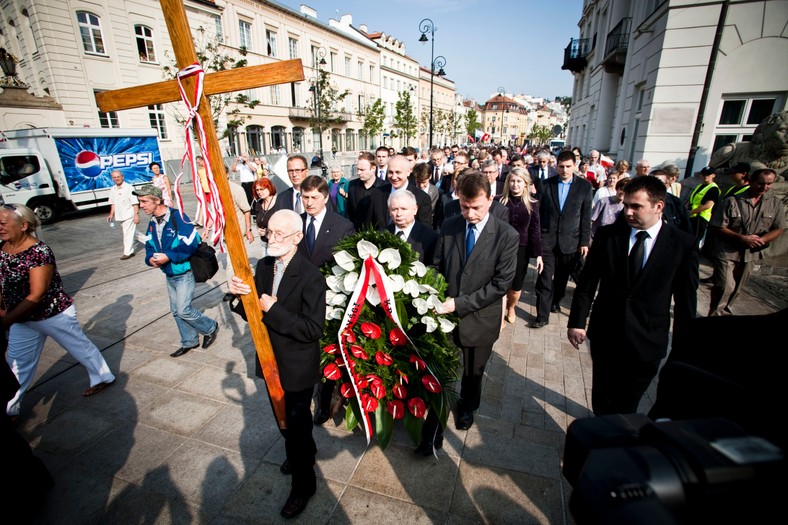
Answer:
[
  {"left": 629, "top": 230, "right": 649, "bottom": 280},
  {"left": 396, "top": 230, "right": 404, "bottom": 238},
  {"left": 306, "top": 216, "right": 315, "bottom": 254},
  {"left": 466, "top": 224, "right": 476, "bottom": 260},
  {"left": 541, "top": 168, "right": 546, "bottom": 180}
]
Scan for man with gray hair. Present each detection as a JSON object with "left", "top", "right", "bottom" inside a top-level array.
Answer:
[
  {"left": 386, "top": 190, "right": 438, "bottom": 262},
  {"left": 634, "top": 159, "right": 651, "bottom": 177},
  {"left": 528, "top": 151, "right": 557, "bottom": 183},
  {"left": 588, "top": 150, "right": 608, "bottom": 186},
  {"left": 107, "top": 170, "right": 140, "bottom": 260}
]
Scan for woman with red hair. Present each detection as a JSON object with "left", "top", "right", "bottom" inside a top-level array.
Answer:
[{"left": 251, "top": 178, "right": 278, "bottom": 256}]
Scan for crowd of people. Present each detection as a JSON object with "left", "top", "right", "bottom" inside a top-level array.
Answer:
[{"left": 2, "top": 141, "right": 784, "bottom": 519}]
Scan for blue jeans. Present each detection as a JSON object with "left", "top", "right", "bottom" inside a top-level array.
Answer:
[{"left": 166, "top": 271, "right": 217, "bottom": 348}]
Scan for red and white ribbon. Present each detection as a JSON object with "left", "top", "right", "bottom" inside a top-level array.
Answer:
[
  {"left": 337, "top": 256, "right": 442, "bottom": 444},
  {"left": 173, "top": 62, "right": 226, "bottom": 250}
]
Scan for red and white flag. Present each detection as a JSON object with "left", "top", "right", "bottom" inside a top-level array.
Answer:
[
  {"left": 467, "top": 133, "right": 475, "bottom": 143},
  {"left": 481, "top": 132, "right": 491, "bottom": 143},
  {"left": 600, "top": 154, "right": 614, "bottom": 170}
]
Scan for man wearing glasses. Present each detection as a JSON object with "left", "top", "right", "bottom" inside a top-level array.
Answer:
[{"left": 274, "top": 154, "right": 309, "bottom": 214}]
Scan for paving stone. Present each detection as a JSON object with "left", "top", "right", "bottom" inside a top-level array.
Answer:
[{"left": 139, "top": 390, "right": 224, "bottom": 436}]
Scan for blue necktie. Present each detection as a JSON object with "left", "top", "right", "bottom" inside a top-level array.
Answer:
[
  {"left": 306, "top": 216, "right": 315, "bottom": 254},
  {"left": 465, "top": 224, "right": 476, "bottom": 259}
]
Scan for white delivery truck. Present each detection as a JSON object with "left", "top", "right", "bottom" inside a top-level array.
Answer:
[{"left": 0, "top": 127, "right": 163, "bottom": 223}]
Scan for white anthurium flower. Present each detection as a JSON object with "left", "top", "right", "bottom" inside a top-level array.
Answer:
[
  {"left": 357, "top": 240, "right": 379, "bottom": 259},
  {"left": 378, "top": 248, "right": 401, "bottom": 270},
  {"left": 421, "top": 284, "right": 438, "bottom": 295},
  {"left": 334, "top": 250, "right": 357, "bottom": 272},
  {"left": 331, "top": 264, "right": 347, "bottom": 276},
  {"left": 402, "top": 279, "right": 421, "bottom": 298},
  {"left": 327, "top": 308, "right": 344, "bottom": 320},
  {"left": 386, "top": 274, "right": 405, "bottom": 292},
  {"left": 343, "top": 271, "right": 359, "bottom": 293},
  {"left": 366, "top": 285, "right": 381, "bottom": 306},
  {"left": 326, "top": 274, "right": 344, "bottom": 293},
  {"left": 328, "top": 291, "right": 347, "bottom": 306},
  {"left": 409, "top": 260, "right": 427, "bottom": 277},
  {"left": 438, "top": 317, "right": 456, "bottom": 332},
  {"left": 421, "top": 316, "right": 438, "bottom": 333},
  {"left": 427, "top": 294, "right": 443, "bottom": 311},
  {"left": 412, "top": 298, "right": 430, "bottom": 315}
]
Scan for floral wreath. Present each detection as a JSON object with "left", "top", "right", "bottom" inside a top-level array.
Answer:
[{"left": 320, "top": 230, "right": 461, "bottom": 449}]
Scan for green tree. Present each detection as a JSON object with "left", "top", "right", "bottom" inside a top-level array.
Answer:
[
  {"left": 394, "top": 90, "right": 417, "bottom": 146},
  {"left": 307, "top": 68, "right": 351, "bottom": 138},
  {"left": 360, "top": 98, "right": 386, "bottom": 148},
  {"left": 464, "top": 108, "right": 481, "bottom": 137},
  {"left": 162, "top": 26, "right": 258, "bottom": 138},
  {"left": 528, "top": 124, "right": 554, "bottom": 146}
]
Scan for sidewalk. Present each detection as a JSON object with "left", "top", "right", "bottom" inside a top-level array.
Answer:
[{"left": 17, "top": 201, "right": 784, "bottom": 525}]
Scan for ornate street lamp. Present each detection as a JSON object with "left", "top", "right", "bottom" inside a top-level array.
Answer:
[
  {"left": 419, "top": 19, "right": 446, "bottom": 150},
  {"left": 497, "top": 86, "right": 508, "bottom": 147}
]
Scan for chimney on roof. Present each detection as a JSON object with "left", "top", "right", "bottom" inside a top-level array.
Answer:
[
  {"left": 359, "top": 24, "right": 368, "bottom": 33},
  {"left": 300, "top": 4, "right": 317, "bottom": 19}
]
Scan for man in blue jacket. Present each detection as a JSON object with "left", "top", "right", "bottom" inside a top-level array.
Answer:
[{"left": 135, "top": 185, "right": 219, "bottom": 358}]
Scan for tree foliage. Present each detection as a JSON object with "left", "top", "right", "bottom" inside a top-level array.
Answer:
[
  {"left": 361, "top": 98, "right": 386, "bottom": 148},
  {"left": 528, "top": 124, "right": 554, "bottom": 146},
  {"left": 394, "top": 90, "right": 417, "bottom": 146},
  {"left": 162, "top": 26, "right": 258, "bottom": 138},
  {"left": 464, "top": 108, "right": 481, "bottom": 137},
  {"left": 307, "top": 68, "right": 351, "bottom": 133}
]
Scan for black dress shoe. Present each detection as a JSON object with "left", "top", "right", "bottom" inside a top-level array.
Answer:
[
  {"left": 530, "top": 319, "right": 549, "bottom": 329},
  {"left": 202, "top": 326, "right": 219, "bottom": 349},
  {"left": 280, "top": 494, "right": 312, "bottom": 519},
  {"left": 313, "top": 410, "right": 330, "bottom": 425},
  {"left": 456, "top": 411, "right": 474, "bottom": 431},
  {"left": 550, "top": 304, "right": 561, "bottom": 313},
  {"left": 170, "top": 345, "right": 198, "bottom": 357},
  {"left": 280, "top": 459, "right": 292, "bottom": 475}
]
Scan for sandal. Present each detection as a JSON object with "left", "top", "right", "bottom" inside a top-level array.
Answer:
[
  {"left": 505, "top": 313, "right": 516, "bottom": 323},
  {"left": 83, "top": 381, "right": 114, "bottom": 397}
]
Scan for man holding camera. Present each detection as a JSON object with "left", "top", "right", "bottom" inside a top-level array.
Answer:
[{"left": 232, "top": 153, "right": 258, "bottom": 205}]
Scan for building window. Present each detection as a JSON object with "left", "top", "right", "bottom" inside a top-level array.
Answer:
[
  {"left": 713, "top": 95, "right": 781, "bottom": 152},
  {"left": 288, "top": 37, "right": 298, "bottom": 59},
  {"left": 293, "top": 127, "right": 304, "bottom": 152},
  {"left": 358, "top": 61, "right": 363, "bottom": 80},
  {"left": 214, "top": 16, "right": 223, "bottom": 41},
  {"left": 345, "top": 129, "right": 354, "bottom": 151},
  {"left": 239, "top": 20, "right": 252, "bottom": 50},
  {"left": 369, "top": 65, "right": 375, "bottom": 83},
  {"left": 330, "top": 52, "right": 337, "bottom": 72},
  {"left": 270, "top": 85, "right": 280, "bottom": 106},
  {"left": 271, "top": 126, "right": 286, "bottom": 151},
  {"left": 148, "top": 104, "right": 168, "bottom": 139},
  {"left": 134, "top": 25, "right": 156, "bottom": 63},
  {"left": 76, "top": 11, "right": 105, "bottom": 55},
  {"left": 246, "top": 125, "right": 264, "bottom": 154},
  {"left": 266, "top": 29, "right": 277, "bottom": 57},
  {"left": 227, "top": 126, "right": 239, "bottom": 156},
  {"left": 344, "top": 56, "right": 351, "bottom": 77},
  {"left": 99, "top": 110, "right": 119, "bottom": 128}
]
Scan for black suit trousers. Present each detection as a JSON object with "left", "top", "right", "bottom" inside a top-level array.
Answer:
[
  {"left": 590, "top": 345, "right": 660, "bottom": 416},
  {"left": 281, "top": 387, "right": 317, "bottom": 497},
  {"left": 535, "top": 246, "right": 576, "bottom": 320}
]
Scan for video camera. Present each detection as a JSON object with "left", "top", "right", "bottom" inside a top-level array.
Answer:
[{"left": 563, "top": 415, "right": 785, "bottom": 525}]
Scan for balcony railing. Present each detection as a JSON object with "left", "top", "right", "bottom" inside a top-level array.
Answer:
[
  {"left": 288, "top": 106, "right": 353, "bottom": 122},
  {"left": 561, "top": 38, "right": 590, "bottom": 73},
  {"left": 289, "top": 107, "right": 312, "bottom": 119},
  {"left": 603, "top": 17, "right": 631, "bottom": 74}
]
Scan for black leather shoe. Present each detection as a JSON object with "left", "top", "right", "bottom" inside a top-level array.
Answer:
[
  {"left": 415, "top": 439, "right": 434, "bottom": 456},
  {"left": 202, "top": 326, "right": 218, "bottom": 349},
  {"left": 530, "top": 319, "right": 549, "bottom": 329},
  {"left": 550, "top": 304, "right": 561, "bottom": 313},
  {"left": 170, "top": 345, "right": 198, "bottom": 357},
  {"left": 280, "top": 459, "right": 292, "bottom": 475},
  {"left": 280, "top": 494, "right": 312, "bottom": 519},
  {"left": 313, "top": 410, "right": 330, "bottom": 426},
  {"left": 456, "top": 411, "right": 474, "bottom": 431}
]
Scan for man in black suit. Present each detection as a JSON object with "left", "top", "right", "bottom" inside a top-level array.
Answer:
[
  {"left": 528, "top": 151, "right": 558, "bottom": 184},
  {"left": 347, "top": 152, "right": 386, "bottom": 230},
  {"left": 567, "top": 176, "right": 699, "bottom": 415},
  {"left": 417, "top": 171, "right": 518, "bottom": 455},
  {"left": 228, "top": 209, "right": 326, "bottom": 518},
  {"left": 386, "top": 190, "right": 438, "bottom": 263},
  {"left": 481, "top": 159, "right": 506, "bottom": 197},
  {"left": 379, "top": 154, "right": 432, "bottom": 227},
  {"left": 298, "top": 175, "right": 355, "bottom": 425},
  {"left": 492, "top": 148, "right": 510, "bottom": 183},
  {"left": 274, "top": 154, "right": 309, "bottom": 214},
  {"left": 375, "top": 146, "right": 390, "bottom": 180},
  {"left": 531, "top": 150, "right": 593, "bottom": 328}
]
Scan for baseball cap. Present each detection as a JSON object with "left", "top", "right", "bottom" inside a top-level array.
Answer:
[
  {"left": 132, "top": 184, "right": 163, "bottom": 198},
  {"left": 700, "top": 166, "right": 716, "bottom": 176},
  {"left": 729, "top": 162, "right": 751, "bottom": 175}
]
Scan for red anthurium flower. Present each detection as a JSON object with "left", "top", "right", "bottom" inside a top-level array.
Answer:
[
  {"left": 356, "top": 377, "right": 369, "bottom": 389},
  {"left": 360, "top": 322, "right": 382, "bottom": 339},
  {"left": 323, "top": 363, "right": 341, "bottom": 381},
  {"left": 375, "top": 351, "right": 393, "bottom": 366},
  {"left": 410, "top": 354, "right": 426, "bottom": 371},
  {"left": 323, "top": 344, "right": 338, "bottom": 354},
  {"left": 350, "top": 345, "right": 369, "bottom": 360},
  {"left": 339, "top": 382, "right": 355, "bottom": 398},
  {"left": 387, "top": 400, "right": 405, "bottom": 420},
  {"left": 392, "top": 383, "right": 407, "bottom": 399},
  {"left": 396, "top": 369, "right": 409, "bottom": 383},
  {"left": 361, "top": 394, "right": 379, "bottom": 412},
  {"left": 408, "top": 397, "right": 426, "bottom": 418},
  {"left": 370, "top": 381, "right": 386, "bottom": 399},
  {"left": 421, "top": 374, "right": 442, "bottom": 393},
  {"left": 335, "top": 357, "right": 345, "bottom": 367},
  {"left": 389, "top": 327, "right": 407, "bottom": 346},
  {"left": 366, "top": 374, "right": 381, "bottom": 384},
  {"left": 342, "top": 330, "right": 357, "bottom": 343}
]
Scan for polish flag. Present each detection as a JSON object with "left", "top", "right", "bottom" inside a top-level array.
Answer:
[
  {"left": 600, "top": 154, "right": 615, "bottom": 170},
  {"left": 467, "top": 134, "right": 475, "bottom": 143},
  {"left": 481, "top": 132, "right": 491, "bottom": 142}
]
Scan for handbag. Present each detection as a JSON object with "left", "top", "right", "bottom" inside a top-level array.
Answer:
[{"left": 171, "top": 216, "right": 219, "bottom": 283}]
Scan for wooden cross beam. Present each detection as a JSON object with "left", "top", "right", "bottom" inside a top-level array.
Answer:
[{"left": 96, "top": 0, "right": 306, "bottom": 429}]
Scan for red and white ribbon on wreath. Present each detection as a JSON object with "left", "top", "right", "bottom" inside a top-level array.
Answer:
[
  {"left": 337, "top": 256, "right": 442, "bottom": 444},
  {"left": 173, "top": 62, "right": 226, "bottom": 250}
]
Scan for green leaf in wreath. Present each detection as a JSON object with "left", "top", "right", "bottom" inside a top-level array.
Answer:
[
  {"left": 374, "top": 404, "right": 394, "bottom": 450},
  {"left": 404, "top": 412, "right": 424, "bottom": 445},
  {"left": 345, "top": 399, "right": 361, "bottom": 431}
]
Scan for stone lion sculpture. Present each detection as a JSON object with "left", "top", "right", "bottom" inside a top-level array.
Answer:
[{"left": 709, "top": 110, "right": 788, "bottom": 180}]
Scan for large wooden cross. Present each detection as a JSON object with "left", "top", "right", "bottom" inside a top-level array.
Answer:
[{"left": 96, "top": 0, "right": 306, "bottom": 429}]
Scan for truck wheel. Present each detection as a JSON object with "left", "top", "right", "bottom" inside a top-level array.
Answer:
[{"left": 30, "top": 201, "right": 57, "bottom": 224}]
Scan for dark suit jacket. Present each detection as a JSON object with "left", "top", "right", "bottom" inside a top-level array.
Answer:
[
  {"left": 568, "top": 220, "right": 699, "bottom": 362},
  {"left": 443, "top": 199, "right": 510, "bottom": 225},
  {"left": 528, "top": 165, "right": 558, "bottom": 182},
  {"left": 539, "top": 175, "right": 593, "bottom": 254},
  {"left": 434, "top": 215, "right": 519, "bottom": 347},
  {"left": 251, "top": 250, "right": 326, "bottom": 391},
  {"left": 379, "top": 181, "right": 433, "bottom": 227},
  {"left": 300, "top": 211, "right": 355, "bottom": 269},
  {"left": 347, "top": 178, "right": 386, "bottom": 231},
  {"left": 387, "top": 221, "right": 438, "bottom": 263},
  {"left": 275, "top": 187, "right": 336, "bottom": 214}
]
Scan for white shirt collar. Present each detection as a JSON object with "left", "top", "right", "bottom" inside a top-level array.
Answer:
[
  {"left": 395, "top": 221, "right": 415, "bottom": 240},
  {"left": 306, "top": 207, "right": 327, "bottom": 237}
]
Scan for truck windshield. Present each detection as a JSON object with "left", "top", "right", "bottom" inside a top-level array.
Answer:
[{"left": 0, "top": 155, "right": 41, "bottom": 184}]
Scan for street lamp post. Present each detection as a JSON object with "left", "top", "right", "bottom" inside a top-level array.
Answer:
[
  {"left": 309, "top": 47, "right": 327, "bottom": 162},
  {"left": 497, "top": 86, "right": 506, "bottom": 147},
  {"left": 419, "top": 19, "right": 446, "bottom": 150}
]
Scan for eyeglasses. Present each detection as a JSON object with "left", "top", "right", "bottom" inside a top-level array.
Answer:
[
  {"left": 267, "top": 230, "right": 300, "bottom": 242},
  {"left": 286, "top": 168, "right": 307, "bottom": 174}
]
